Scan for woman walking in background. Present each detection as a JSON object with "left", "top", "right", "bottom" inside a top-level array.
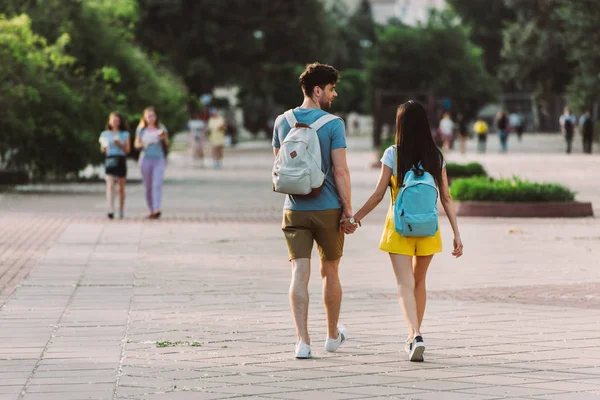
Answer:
[
  {"left": 438, "top": 112, "right": 454, "bottom": 151},
  {"left": 208, "top": 108, "right": 227, "bottom": 169},
  {"left": 135, "top": 107, "right": 169, "bottom": 219},
  {"left": 99, "top": 112, "right": 130, "bottom": 219}
]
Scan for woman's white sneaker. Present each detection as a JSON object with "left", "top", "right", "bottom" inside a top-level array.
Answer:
[
  {"left": 409, "top": 335, "right": 425, "bottom": 362},
  {"left": 325, "top": 325, "right": 347, "bottom": 352},
  {"left": 295, "top": 343, "right": 312, "bottom": 359}
]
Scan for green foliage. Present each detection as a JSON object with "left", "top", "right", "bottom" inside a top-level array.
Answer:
[
  {"left": 500, "top": 0, "right": 574, "bottom": 100},
  {"left": 0, "top": 0, "right": 189, "bottom": 177},
  {"left": 367, "top": 9, "right": 499, "bottom": 118},
  {"left": 551, "top": 1, "right": 600, "bottom": 111},
  {"left": 445, "top": 162, "right": 487, "bottom": 178},
  {"left": 450, "top": 177, "right": 575, "bottom": 202},
  {"left": 446, "top": 0, "right": 515, "bottom": 76}
]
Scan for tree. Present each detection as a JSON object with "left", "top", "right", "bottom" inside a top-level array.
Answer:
[
  {"left": 552, "top": 0, "right": 600, "bottom": 110},
  {"left": 500, "top": 0, "right": 574, "bottom": 98},
  {"left": 446, "top": 0, "right": 515, "bottom": 77},
  {"left": 0, "top": 0, "right": 189, "bottom": 177},
  {"left": 0, "top": 14, "right": 89, "bottom": 177},
  {"left": 367, "top": 9, "right": 498, "bottom": 119}
]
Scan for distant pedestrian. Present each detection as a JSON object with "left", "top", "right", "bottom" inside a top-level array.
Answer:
[
  {"left": 135, "top": 107, "right": 169, "bottom": 219},
  {"left": 496, "top": 112, "right": 509, "bottom": 153},
  {"left": 509, "top": 112, "right": 524, "bottom": 142},
  {"left": 559, "top": 107, "right": 576, "bottom": 154},
  {"left": 189, "top": 111, "right": 206, "bottom": 167},
  {"left": 579, "top": 109, "right": 594, "bottom": 154},
  {"left": 473, "top": 118, "right": 488, "bottom": 154},
  {"left": 438, "top": 112, "right": 454, "bottom": 151},
  {"left": 99, "top": 112, "right": 131, "bottom": 219},
  {"left": 208, "top": 108, "right": 226, "bottom": 169},
  {"left": 456, "top": 113, "right": 468, "bottom": 154}
]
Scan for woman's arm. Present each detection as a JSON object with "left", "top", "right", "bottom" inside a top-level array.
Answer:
[
  {"left": 124, "top": 135, "right": 131, "bottom": 154},
  {"left": 351, "top": 163, "right": 393, "bottom": 224},
  {"left": 134, "top": 133, "right": 144, "bottom": 150},
  {"left": 439, "top": 167, "right": 464, "bottom": 257}
]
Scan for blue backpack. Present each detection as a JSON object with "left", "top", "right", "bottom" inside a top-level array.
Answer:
[{"left": 394, "top": 163, "right": 439, "bottom": 237}]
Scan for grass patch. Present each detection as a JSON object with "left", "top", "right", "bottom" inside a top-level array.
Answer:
[
  {"left": 156, "top": 340, "right": 202, "bottom": 348},
  {"left": 450, "top": 177, "right": 575, "bottom": 202}
]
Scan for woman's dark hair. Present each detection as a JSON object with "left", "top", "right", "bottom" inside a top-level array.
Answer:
[
  {"left": 395, "top": 101, "right": 444, "bottom": 186},
  {"left": 105, "top": 112, "right": 129, "bottom": 131}
]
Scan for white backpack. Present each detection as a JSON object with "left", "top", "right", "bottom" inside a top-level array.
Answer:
[{"left": 272, "top": 109, "right": 340, "bottom": 197}]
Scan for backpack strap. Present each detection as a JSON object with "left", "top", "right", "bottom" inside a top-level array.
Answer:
[
  {"left": 310, "top": 114, "right": 340, "bottom": 131},
  {"left": 283, "top": 110, "right": 298, "bottom": 128}
]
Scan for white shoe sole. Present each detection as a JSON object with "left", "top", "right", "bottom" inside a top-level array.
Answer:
[
  {"left": 409, "top": 344, "right": 425, "bottom": 362},
  {"left": 295, "top": 352, "right": 312, "bottom": 359}
]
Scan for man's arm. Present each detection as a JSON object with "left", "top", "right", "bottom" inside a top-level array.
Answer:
[
  {"left": 273, "top": 148, "right": 279, "bottom": 157},
  {"left": 331, "top": 148, "right": 351, "bottom": 218}
]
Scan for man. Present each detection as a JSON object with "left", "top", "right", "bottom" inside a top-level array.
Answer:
[
  {"left": 560, "top": 107, "right": 576, "bottom": 154},
  {"left": 579, "top": 109, "right": 594, "bottom": 154},
  {"left": 272, "top": 63, "right": 353, "bottom": 359},
  {"left": 509, "top": 111, "right": 524, "bottom": 142}
]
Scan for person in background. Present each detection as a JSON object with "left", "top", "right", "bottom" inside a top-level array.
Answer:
[
  {"left": 579, "top": 109, "right": 594, "bottom": 154},
  {"left": 208, "top": 108, "right": 226, "bottom": 169},
  {"left": 473, "top": 118, "right": 489, "bottom": 154},
  {"left": 509, "top": 111, "right": 524, "bottom": 142},
  {"left": 438, "top": 112, "right": 454, "bottom": 151},
  {"left": 99, "top": 112, "right": 131, "bottom": 219},
  {"left": 189, "top": 110, "right": 206, "bottom": 167},
  {"left": 496, "top": 111, "right": 509, "bottom": 153},
  {"left": 559, "top": 107, "right": 576, "bottom": 154},
  {"left": 135, "top": 107, "right": 169, "bottom": 219},
  {"left": 456, "top": 113, "right": 469, "bottom": 155}
]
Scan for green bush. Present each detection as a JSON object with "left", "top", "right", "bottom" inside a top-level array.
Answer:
[
  {"left": 450, "top": 177, "right": 575, "bottom": 202},
  {"left": 446, "top": 162, "right": 487, "bottom": 178}
]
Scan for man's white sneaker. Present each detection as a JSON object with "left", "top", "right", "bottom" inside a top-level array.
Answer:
[
  {"left": 295, "top": 343, "right": 312, "bottom": 359},
  {"left": 325, "top": 325, "right": 347, "bottom": 352},
  {"left": 409, "top": 335, "right": 425, "bottom": 362}
]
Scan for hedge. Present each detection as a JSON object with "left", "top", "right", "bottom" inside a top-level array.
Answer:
[
  {"left": 446, "top": 162, "right": 487, "bottom": 178},
  {"left": 450, "top": 177, "right": 575, "bottom": 202}
]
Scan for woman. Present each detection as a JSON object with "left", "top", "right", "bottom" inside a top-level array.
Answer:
[
  {"left": 99, "top": 112, "right": 130, "bottom": 219},
  {"left": 438, "top": 112, "right": 454, "bottom": 151},
  {"left": 346, "top": 101, "right": 463, "bottom": 362},
  {"left": 135, "top": 107, "right": 169, "bottom": 219},
  {"left": 208, "top": 108, "right": 226, "bottom": 169}
]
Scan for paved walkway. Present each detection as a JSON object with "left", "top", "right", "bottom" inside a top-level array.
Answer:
[{"left": 1, "top": 134, "right": 600, "bottom": 399}]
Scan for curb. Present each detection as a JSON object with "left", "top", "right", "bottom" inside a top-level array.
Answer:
[{"left": 456, "top": 201, "right": 594, "bottom": 218}]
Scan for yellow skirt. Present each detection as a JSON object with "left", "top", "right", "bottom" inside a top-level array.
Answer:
[{"left": 378, "top": 203, "right": 442, "bottom": 256}]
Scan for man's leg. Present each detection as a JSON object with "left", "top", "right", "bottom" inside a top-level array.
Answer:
[
  {"left": 321, "top": 258, "right": 341, "bottom": 339},
  {"left": 290, "top": 258, "right": 311, "bottom": 345}
]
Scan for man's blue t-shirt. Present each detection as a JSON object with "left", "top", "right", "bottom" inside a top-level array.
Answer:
[{"left": 272, "top": 107, "right": 347, "bottom": 211}]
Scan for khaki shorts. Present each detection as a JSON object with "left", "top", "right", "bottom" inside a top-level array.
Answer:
[{"left": 282, "top": 209, "right": 344, "bottom": 261}]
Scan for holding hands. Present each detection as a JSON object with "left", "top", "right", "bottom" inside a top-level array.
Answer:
[{"left": 340, "top": 209, "right": 359, "bottom": 234}]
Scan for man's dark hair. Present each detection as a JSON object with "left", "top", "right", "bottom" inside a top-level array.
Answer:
[{"left": 299, "top": 63, "right": 339, "bottom": 96}]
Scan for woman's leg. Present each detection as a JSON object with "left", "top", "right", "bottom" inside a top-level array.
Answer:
[
  {"left": 413, "top": 255, "right": 434, "bottom": 331},
  {"left": 105, "top": 175, "right": 115, "bottom": 214},
  {"left": 151, "top": 159, "right": 166, "bottom": 212},
  {"left": 460, "top": 136, "right": 467, "bottom": 154},
  {"left": 117, "top": 177, "right": 126, "bottom": 215},
  {"left": 390, "top": 253, "right": 420, "bottom": 339},
  {"left": 140, "top": 159, "right": 153, "bottom": 212}
]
